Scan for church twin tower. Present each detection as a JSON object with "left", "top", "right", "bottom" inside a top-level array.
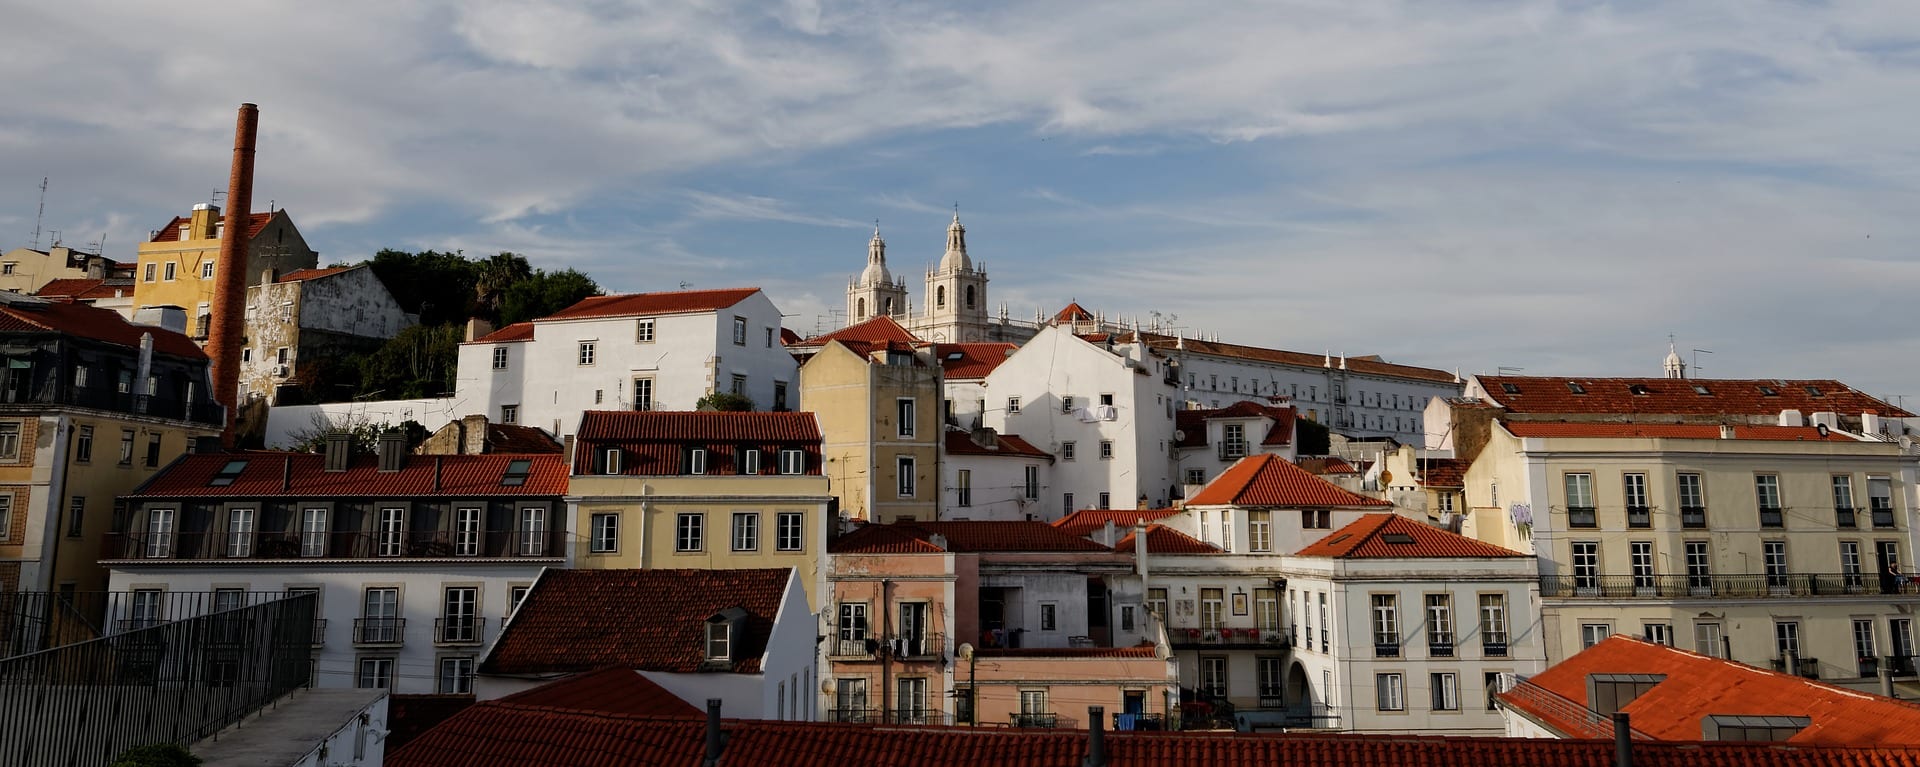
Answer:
[{"left": 847, "top": 211, "right": 1002, "bottom": 343}]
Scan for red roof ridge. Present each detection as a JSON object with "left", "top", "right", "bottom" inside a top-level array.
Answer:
[
  {"left": 472, "top": 322, "right": 535, "bottom": 343},
  {"left": 1113, "top": 524, "right": 1219, "bottom": 555},
  {"left": 1188, "top": 454, "right": 1392, "bottom": 508},
  {"left": 793, "top": 315, "right": 922, "bottom": 349},
  {"left": 1052, "top": 509, "right": 1182, "bottom": 537},
  {"left": 278, "top": 265, "right": 355, "bottom": 283},
  {"left": 1294, "top": 513, "right": 1525, "bottom": 559},
  {"left": 538, "top": 287, "right": 761, "bottom": 322}
]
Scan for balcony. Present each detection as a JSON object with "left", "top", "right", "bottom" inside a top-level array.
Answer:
[
  {"left": 1860, "top": 656, "right": 1880, "bottom": 678},
  {"left": 886, "top": 707, "right": 946, "bottom": 725},
  {"left": 1760, "top": 507, "right": 1784, "bottom": 528},
  {"left": 14, "top": 382, "right": 225, "bottom": 426},
  {"left": 435, "top": 617, "right": 487, "bottom": 646},
  {"left": 1567, "top": 506, "right": 1597, "bottom": 529},
  {"left": 1681, "top": 506, "right": 1707, "bottom": 529},
  {"left": 1891, "top": 656, "right": 1918, "bottom": 678},
  {"left": 1483, "top": 640, "right": 1508, "bottom": 658},
  {"left": 1542, "top": 573, "right": 1915, "bottom": 599},
  {"left": 1114, "top": 712, "right": 1169, "bottom": 731},
  {"left": 827, "top": 633, "right": 945, "bottom": 660},
  {"left": 1770, "top": 656, "right": 1820, "bottom": 679},
  {"left": 1374, "top": 641, "right": 1399, "bottom": 659},
  {"left": 1428, "top": 641, "right": 1454, "bottom": 658},
  {"left": 1218, "top": 442, "right": 1250, "bottom": 461},
  {"left": 1171, "top": 626, "right": 1286, "bottom": 649},
  {"left": 1010, "top": 712, "right": 1060, "bottom": 728},
  {"left": 827, "top": 708, "right": 880, "bottom": 723},
  {"left": 1625, "top": 506, "right": 1651, "bottom": 529},
  {"left": 1836, "top": 506, "right": 1857, "bottom": 528},
  {"left": 103, "top": 528, "right": 567, "bottom": 562},
  {"left": 311, "top": 618, "right": 328, "bottom": 647},
  {"left": 353, "top": 618, "right": 405, "bottom": 646}
]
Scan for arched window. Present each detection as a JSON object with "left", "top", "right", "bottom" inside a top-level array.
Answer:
[
  {"left": 965, "top": 285, "right": 976, "bottom": 309},
  {"left": 883, "top": 297, "right": 894, "bottom": 315},
  {"left": 857, "top": 298, "right": 866, "bottom": 319},
  {"left": 936, "top": 286, "right": 947, "bottom": 309}
]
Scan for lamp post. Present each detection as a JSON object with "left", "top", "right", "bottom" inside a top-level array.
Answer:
[{"left": 957, "top": 642, "right": 977, "bottom": 726}]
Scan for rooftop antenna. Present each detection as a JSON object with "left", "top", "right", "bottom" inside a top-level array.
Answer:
[
  {"left": 209, "top": 188, "right": 225, "bottom": 206},
  {"left": 47, "top": 229, "right": 61, "bottom": 248},
  {"left": 1691, "top": 348, "right": 1713, "bottom": 375},
  {"left": 29, "top": 177, "right": 47, "bottom": 249},
  {"left": 1496, "top": 366, "right": 1525, "bottom": 375},
  {"left": 678, "top": 281, "right": 693, "bottom": 290}
]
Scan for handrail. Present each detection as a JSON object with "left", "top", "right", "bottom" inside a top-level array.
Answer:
[{"left": 1541, "top": 573, "right": 1909, "bottom": 599}]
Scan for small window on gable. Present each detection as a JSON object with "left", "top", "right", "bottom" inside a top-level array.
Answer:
[
  {"left": 1499, "top": 383, "right": 1521, "bottom": 395},
  {"left": 208, "top": 460, "right": 248, "bottom": 487},
  {"left": 1566, "top": 382, "right": 1586, "bottom": 394},
  {"left": 1692, "top": 384, "right": 1712, "bottom": 396},
  {"left": 1804, "top": 386, "right": 1824, "bottom": 397},
  {"left": 1629, "top": 384, "right": 1650, "bottom": 396},
  {"left": 502, "top": 459, "right": 532, "bottom": 486}
]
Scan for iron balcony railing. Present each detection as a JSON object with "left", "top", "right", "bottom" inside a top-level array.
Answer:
[
  {"left": 19, "top": 385, "right": 225, "bottom": 426},
  {"left": 1484, "top": 640, "right": 1508, "bottom": 657},
  {"left": 1760, "top": 507, "right": 1785, "bottom": 528},
  {"left": 1891, "top": 656, "right": 1919, "bottom": 677},
  {"left": 827, "top": 708, "right": 880, "bottom": 723},
  {"left": 104, "top": 528, "right": 567, "bottom": 561},
  {"left": 1860, "top": 656, "right": 1879, "bottom": 677},
  {"left": 1171, "top": 626, "right": 1287, "bottom": 648},
  {"left": 1374, "top": 641, "right": 1399, "bottom": 658},
  {"left": 1837, "top": 506, "right": 1858, "bottom": 528},
  {"left": 1010, "top": 712, "right": 1061, "bottom": 728},
  {"left": 435, "top": 617, "right": 487, "bottom": 646},
  {"left": 311, "top": 618, "right": 328, "bottom": 647},
  {"left": 1770, "top": 656, "right": 1821, "bottom": 679},
  {"left": 1218, "top": 442, "right": 1250, "bottom": 461},
  {"left": 1428, "top": 640, "right": 1454, "bottom": 658},
  {"left": 1541, "top": 573, "right": 1913, "bottom": 599},
  {"left": 1626, "top": 506, "right": 1651, "bottom": 528},
  {"left": 1874, "top": 503, "right": 1897, "bottom": 528},
  {"left": 1680, "top": 506, "right": 1707, "bottom": 528},
  {"left": 827, "top": 633, "right": 945, "bottom": 660},
  {"left": 886, "top": 707, "right": 946, "bottom": 725},
  {"left": 1567, "top": 507, "right": 1597, "bottom": 528},
  {"left": 353, "top": 618, "right": 406, "bottom": 646},
  {"left": 1495, "top": 675, "right": 1655, "bottom": 740}
]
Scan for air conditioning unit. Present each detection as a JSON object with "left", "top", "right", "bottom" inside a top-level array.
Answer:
[{"left": 274, "top": 365, "right": 290, "bottom": 377}]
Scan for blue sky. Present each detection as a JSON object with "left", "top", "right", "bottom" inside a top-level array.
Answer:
[{"left": 5, "top": 1, "right": 1920, "bottom": 400}]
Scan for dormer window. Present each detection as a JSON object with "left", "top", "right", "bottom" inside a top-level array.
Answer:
[
  {"left": 208, "top": 460, "right": 247, "bottom": 487},
  {"left": 778, "top": 449, "right": 805, "bottom": 475},
  {"left": 1499, "top": 383, "right": 1521, "bottom": 395},
  {"left": 686, "top": 448, "right": 708, "bottom": 475},
  {"left": 600, "top": 447, "right": 622, "bottom": 475},
  {"left": 502, "top": 459, "right": 532, "bottom": 487},
  {"left": 1629, "top": 384, "right": 1650, "bottom": 396},
  {"left": 705, "top": 607, "right": 747, "bottom": 664},
  {"left": 742, "top": 448, "right": 762, "bottom": 474}
]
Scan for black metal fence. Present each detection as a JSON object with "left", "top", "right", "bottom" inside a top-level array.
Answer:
[
  {"left": 1541, "top": 573, "right": 1913, "bottom": 599},
  {"left": 3, "top": 591, "right": 292, "bottom": 659},
  {"left": 0, "top": 592, "right": 315, "bottom": 767}
]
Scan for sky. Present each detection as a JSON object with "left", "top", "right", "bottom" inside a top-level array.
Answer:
[{"left": 4, "top": 1, "right": 1920, "bottom": 401}]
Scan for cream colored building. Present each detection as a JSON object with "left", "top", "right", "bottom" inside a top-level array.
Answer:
[
  {"left": 0, "top": 245, "right": 121, "bottom": 295},
  {"left": 132, "top": 204, "right": 316, "bottom": 330},
  {"left": 796, "top": 330, "right": 941, "bottom": 523},
  {"left": 1450, "top": 399, "right": 1920, "bottom": 692},
  {"left": 567, "top": 410, "right": 833, "bottom": 610}
]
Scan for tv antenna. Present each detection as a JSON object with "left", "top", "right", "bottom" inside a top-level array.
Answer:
[
  {"left": 30, "top": 177, "right": 46, "bottom": 249},
  {"left": 209, "top": 188, "right": 226, "bottom": 206},
  {"left": 1691, "top": 348, "right": 1713, "bottom": 375},
  {"left": 678, "top": 281, "right": 693, "bottom": 290}
]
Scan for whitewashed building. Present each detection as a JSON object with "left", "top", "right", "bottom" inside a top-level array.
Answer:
[
  {"left": 239, "top": 264, "right": 413, "bottom": 404},
  {"left": 455, "top": 287, "right": 798, "bottom": 439},
  {"left": 941, "top": 429, "right": 1055, "bottom": 521}
]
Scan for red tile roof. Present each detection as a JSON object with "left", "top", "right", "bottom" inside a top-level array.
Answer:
[
  {"left": 1131, "top": 331, "right": 1458, "bottom": 384},
  {"left": 0, "top": 297, "right": 206, "bottom": 359},
  {"left": 1416, "top": 457, "right": 1470, "bottom": 488},
  {"left": 829, "top": 524, "right": 950, "bottom": 554},
  {"left": 539, "top": 287, "right": 760, "bottom": 321},
  {"left": 830, "top": 521, "right": 1112, "bottom": 554},
  {"left": 1174, "top": 401, "right": 1296, "bottom": 449},
  {"left": 486, "top": 423, "right": 563, "bottom": 453},
  {"left": 1294, "top": 513, "right": 1525, "bottom": 559},
  {"left": 1113, "top": 524, "right": 1218, "bottom": 554},
  {"left": 1187, "top": 454, "right": 1393, "bottom": 508},
  {"left": 1501, "top": 421, "right": 1857, "bottom": 442},
  {"left": 473, "top": 322, "right": 535, "bottom": 343},
  {"left": 1053, "top": 301, "right": 1095, "bottom": 322},
  {"left": 1477, "top": 376, "right": 1912, "bottom": 418},
  {"left": 792, "top": 315, "right": 921, "bottom": 351},
  {"left": 128, "top": 452, "right": 568, "bottom": 497},
  {"left": 384, "top": 695, "right": 477, "bottom": 755},
  {"left": 1508, "top": 635, "right": 1920, "bottom": 744},
  {"left": 942, "top": 430, "right": 1053, "bottom": 459},
  {"left": 1296, "top": 457, "right": 1358, "bottom": 475},
  {"left": 577, "top": 410, "right": 821, "bottom": 442},
  {"left": 277, "top": 266, "right": 353, "bottom": 282},
  {"left": 935, "top": 342, "right": 1019, "bottom": 380},
  {"left": 497, "top": 666, "right": 701, "bottom": 718},
  {"left": 146, "top": 210, "right": 277, "bottom": 242},
  {"left": 481, "top": 568, "right": 792, "bottom": 676},
  {"left": 1051, "top": 509, "right": 1182, "bottom": 538},
  {"left": 388, "top": 710, "right": 1920, "bottom": 767},
  {"left": 780, "top": 327, "right": 803, "bottom": 345},
  {"left": 33, "top": 278, "right": 106, "bottom": 298}
]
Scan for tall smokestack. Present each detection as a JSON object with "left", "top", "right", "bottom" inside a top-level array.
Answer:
[{"left": 208, "top": 103, "right": 258, "bottom": 448}]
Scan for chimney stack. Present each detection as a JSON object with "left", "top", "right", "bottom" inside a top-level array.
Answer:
[
  {"left": 323, "top": 432, "right": 350, "bottom": 472},
  {"left": 208, "top": 103, "right": 259, "bottom": 448},
  {"left": 1083, "top": 706, "right": 1107, "bottom": 767},
  {"left": 1612, "top": 712, "right": 1632, "bottom": 767},
  {"left": 703, "top": 699, "right": 725, "bottom": 767},
  {"left": 377, "top": 429, "right": 408, "bottom": 472}
]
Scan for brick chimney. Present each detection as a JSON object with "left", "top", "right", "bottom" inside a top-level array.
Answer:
[{"left": 207, "top": 104, "right": 258, "bottom": 448}]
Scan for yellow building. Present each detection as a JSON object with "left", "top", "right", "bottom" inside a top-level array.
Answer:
[
  {"left": 794, "top": 318, "right": 942, "bottom": 523},
  {"left": 0, "top": 245, "right": 123, "bottom": 295},
  {"left": 567, "top": 410, "right": 833, "bottom": 610},
  {"left": 131, "top": 204, "right": 316, "bottom": 334},
  {"left": 0, "top": 296, "right": 222, "bottom": 608}
]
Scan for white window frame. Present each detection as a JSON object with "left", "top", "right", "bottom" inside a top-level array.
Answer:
[
  {"left": 635, "top": 318, "right": 655, "bottom": 342},
  {"left": 590, "top": 513, "right": 620, "bottom": 553},
  {"left": 227, "top": 507, "right": 255, "bottom": 558},
  {"left": 301, "top": 508, "right": 328, "bottom": 557},
  {"left": 676, "top": 512, "right": 704, "bottom": 552},
  {"left": 897, "top": 455, "right": 916, "bottom": 497},
  {"left": 1376, "top": 673, "right": 1405, "bottom": 712},
  {"left": 778, "top": 449, "right": 804, "bottom": 475},
  {"left": 1432, "top": 672, "right": 1459, "bottom": 711},
  {"left": 732, "top": 512, "right": 759, "bottom": 551},
  {"left": 577, "top": 341, "right": 596, "bottom": 366},
  {"left": 633, "top": 378, "right": 654, "bottom": 411},
  {"left": 491, "top": 347, "right": 508, "bottom": 370}
]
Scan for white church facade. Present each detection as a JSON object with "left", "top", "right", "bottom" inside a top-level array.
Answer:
[{"left": 846, "top": 212, "right": 1043, "bottom": 344}]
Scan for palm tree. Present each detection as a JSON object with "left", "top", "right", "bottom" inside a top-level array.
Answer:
[{"left": 474, "top": 252, "right": 532, "bottom": 323}]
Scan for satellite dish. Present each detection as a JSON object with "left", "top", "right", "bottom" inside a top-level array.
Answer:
[{"left": 1173, "top": 429, "right": 1187, "bottom": 441}]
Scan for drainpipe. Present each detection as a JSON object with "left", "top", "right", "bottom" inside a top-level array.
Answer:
[
  {"left": 1883, "top": 662, "right": 1897, "bottom": 699},
  {"left": 1612, "top": 712, "right": 1632, "bottom": 767},
  {"left": 1083, "top": 706, "right": 1107, "bottom": 767},
  {"left": 703, "top": 699, "right": 724, "bottom": 767},
  {"left": 880, "top": 578, "right": 892, "bottom": 722}
]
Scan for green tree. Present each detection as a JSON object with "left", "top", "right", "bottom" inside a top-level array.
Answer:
[
  {"left": 499, "top": 268, "right": 602, "bottom": 326},
  {"left": 355, "top": 324, "right": 464, "bottom": 399},
  {"left": 474, "top": 252, "right": 534, "bottom": 324},
  {"left": 108, "top": 744, "right": 201, "bottom": 767},
  {"left": 367, "top": 249, "right": 478, "bottom": 327},
  {"left": 696, "top": 391, "right": 756, "bottom": 412}
]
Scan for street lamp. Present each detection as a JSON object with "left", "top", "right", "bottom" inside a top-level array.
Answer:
[{"left": 957, "top": 642, "right": 977, "bottom": 726}]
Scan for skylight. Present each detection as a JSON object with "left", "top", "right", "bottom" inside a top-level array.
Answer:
[
  {"left": 1326, "top": 533, "right": 1352, "bottom": 545},
  {"left": 946, "top": 352, "right": 964, "bottom": 361},
  {"left": 1691, "top": 384, "right": 1712, "bottom": 396},
  {"left": 502, "top": 459, "right": 532, "bottom": 487},
  {"left": 1566, "top": 382, "right": 1586, "bottom": 394},
  {"left": 1629, "top": 384, "right": 1650, "bottom": 396},
  {"left": 1804, "top": 386, "right": 1824, "bottom": 397},
  {"left": 1499, "top": 383, "right": 1521, "bottom": 395},
  {"left": 1757, "top": 385, "right": 1779, "bottom": 397},
  {"left": 1381, "top": 532, "right": 1417, "bottom": 544},
  {"left": 208, "top": 460, "right": 247, "bottom": 487}
]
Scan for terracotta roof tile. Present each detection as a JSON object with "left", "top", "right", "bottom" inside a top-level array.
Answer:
[
  {"left": 471, "top": 322, "right": 534, "bottom": 343},
  {"left": 128, "top": 452, "right": 568, "bottom": 497},
  {"left": 1188, "top": 454, "right": 1392, "bottom": 508},
  {"left": 1416, "top": 458, "right": 1470, "bottom": 488},
  {"left": 146, "top": 210, "right": 276, "bottom": 242},
  {"left": 793, "top": 315, "right": 921, "bottom": 350},
  {"left": 486, "top": 423, "right": 562, "bottom": 453},
  {"left": 497, "top": 666, "right": 701, "bottom": 718},
  {"left": 1051, "top": 509, "right": 1182, "bottom": 538},
  {"left": 829, "top": 524, "right": 949, "bottom": 554},
  {"left": 1502, "top": 421, "right": 1857, "bottom": 442},
  {"left": 0, "top": 298, "right": 206, "bottom": 359},
  {"left": 780, "top": 327, "right": 803, "bottom": 345},
  {"left": 831, "top": 521, "right": 1112, "bottom": 554},
  {"left": 481, "top": 568, "right": 791, "bottom": 675},
  {"left": 1173, "top": 402, "right": 1295, "bottom": 449},
  {"left": 1052, "top": 301, "right": 1095, "bottom": 322},
  {"left": 1509, "top": 635, "right": 1920, "bottom": 744},
  {"left": 942, "top": 430, "right": 1053, "bottom": 459},
  {"left": 384, "top": 695, "right": 476, "bottom": 754},
  {"left": 1478, "top": 376, "right": 1912, "bottom": 418},
  {"left": 277, "top": 266, "right": 353, "bottom": 282},
  {"left": 576, "top": 410, "right": 820, "bottom": 442},
  {"left": 1296, "top": 457, "right": 1358, "bottom": 475},
  {"left": 1294, "top": 513, "right": 1525, "bottom": 559},
  {"left": 32, "top": 278, "right": 106, "bottom": 298},
  {"left": 974, "top": 643, "right": 1161, "bottom": 659},
  {"left": 1131, "top": 331, "right": 1458, "bottom": 384},
  {"left": 935, "top": 342, "right": 1019, "bottom": 380},
  {"left": 1113, "top": 524, "right": 1219, "bottom": 554},
  {"left": 539, "top": 287, "right": 759, "bottom": 321}
]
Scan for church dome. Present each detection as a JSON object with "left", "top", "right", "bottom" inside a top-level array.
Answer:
[
  {"left": 861, "top": 229, "right": 892, "bottom": 285},
  {"left": 939, "top": 211, "right": 971, "bottom": 272}
]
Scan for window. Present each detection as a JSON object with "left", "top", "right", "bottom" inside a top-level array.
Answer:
[
  {"left": 1061, "top": 441, "right": 1076, "bottom": 461},
  {"left": 1571, "top": 541, "right": 1599, "bottom": 589},
  {"left": 1249, "top": 510, "right": 1271, "bottom": 552},
  {"left": 741, "top": 448, "right": 761, "bottom": 474},
  {"left": 1185, "top": 468, "right": 1206, "bottom": 485},
  {"left": 1432, "top": 673, "right": 1459, "bottom": 711},
  {"left": 73, "top": 426, "right": 92, "bottom": 463},
  {"left": 1685, "top": 540, "right": 1712, "bottom": 591},
  {"left": 956, "top": 469, "right": 972, "bottom": 507},
  {"left": 1870, "top": 476, "right": 1895, "bottom": 527},
  {"left": 776, "top": 512, "right": 804, "bottom": 551},
  {"left": 896, "top": 399, "right": 915, "bottom": 437},
  {"left": 144, "top": 508, "right": 174, "bottom": 557},
  {"left": 1200, "top": 656, "right": 1228, "bottom": 697},
  {"left": 773, "top": 381, "right": 788, "bottom": 411},
  {"left": 1834, "top": 475, "right": 1857, "bottom": 527},
  {"left": 65, "top": 496, "right": 84, "bottom": 538},
  {"left": 1775, "top": 620, "right": 1801, "bottom": 660},
  {"left": 1480, "top": 594, "right": 1508, "bottom": 655},
  {"left": 1486, "top": 672, "right": 1504, "bottom": 711},
  {"left": 1764, "top": 540, "right": 1789, "bottom": 589},
  {"left": 1020, "top": 689, "right": 1048, "bottom": 717},
  {"left": 491, "top": 347, "right": 509, "bottom": 370},
  {"left": 1023, "top": 466, "right": 1039, "bottom": 499},
  {"left": 1200, "top": 588, "right": 1224, "bottom": 631},
  {"left": 1040, "top": 603, "right": 1058, "bottom": 631},
  {"left": 1564, "top": 472, "right": 1595, "bottom": 527},
  {"left": 730, "top": 374, "right": 746, "bottom": 395},
  {"left": 1255, "top": 588, "right": 1278, "bottom": 632},
  {"left": 1623, "top": 473, "right": 1649, "bottom": 527},
  {"left": 276, "top": 347, "right": 289, "bottom": 365},
  {"left": 732, "top": 512, "right": 759, "bottom": 551},
  {"left": 451, "top": 507, "right": 480, "bottom": 555},
  {"left": 439, "top": 657, "right": 474, "bottom": 694},
  {"left": 599, "top": 447, "right": 622, "bottom": 475},
  {"left": 1841, "top": 541, "right": 1864, "bottom": 588},
  {"left": 1426, "top": 595, "right": 1454, "bottom": 657},
  {"left": 1581, "top": 623, "right": 1612, "bottom": 649},
  {"left": 144, "top": 263, "right": 156, "bottom": 282},
  {"left": 687, "top": 448, "right": 708, "bottom": 475},
  {"left": 361, "top": 588, "right": 399, "bottom": 643},
  {"left": 373, "top": 507, "right": 405, "bottom": 557},
  {"left": 1099, "top": 440, "right": 1113, "bottom": 460},
  {"left": 1098, "top": 491, "right": 1112, "bottom": 509},
  {"left": 1121, "top": 605, "right": 1136, "bottom": 632},
  {"left": 1695, "top": 621, "right": 1724, "bottom": 657},
  {"left": 1892, "top": 618, "right": 1915, "bottom": 661},
  {"left": 1303, "top": 509, "right": 1330, "bottom": 529},
  {"left": 301, "top": 508, "right": 327, "bottom": 557},
  {"left": 633, "top": 378, "right": 654, "bottom": 411},
  {"left": 1631, "top": 541, "right": 1655, "bottom": 590},
  {"left": 227, "top": 508, "right": 254, "bottom": 557},
  {"left": 119, "top": 429, "right": 134, "bottom": 464},
  {"left": 499, "top": 404, "right": 518, "bottom": 425},
  {"left": 1146, "top": 588, "right": 1168, "bottom": 618},
  {"left": 778, "top": 449, "right": 804, "bottom": 475},
  {"left": 1376, "top": 673, "right": 1405, "bottom": 711},
  {"left": 1063, "top": 493, "right": 1074, "bottom": 513},
  {"left": 590, "top": 513, "right": 619, "bottom": 553},
  {"left": 897, "top": 456, "right": 915, "bottom": 497},
  {"left": 636, "top": 318, "right": 655, "bottom": 342},
  {"left": 1007, "top": 397, "right": 1021, "bottom": 414},
  {"left": 1644, "top": 622, "right": 1673, "bottom": 646},
  {"left": 1371, "top": 595, "right": 1399, "bottom": 657},
  {"left": 1222, "top": 423, "right": 1247, "bottom": 458},
  {"left": 442, "top": 587, "right": 478, "bottom": 643},
  {"left": 144, "top": 434, "right": 160, "bottom": 467},
  {"left": 164, "top": 262, "right": 177, "bottom": 281},
  {"left": 1061, "top": 395, "right": 1075, "bottom": 414},
  {"left": 1756, "top": 474, "right": 1783, "bottom": 527},
  {"left": 357, "top": 658, "right": 394, "bottom": 689},
  {"left": 731, "top": 316, "right": 748, "bottom": 345},
  {"left": 1852, "top": 619, "right": 1878, "bottom": 677},
  {"left": 577, "top": 341, "right": 596, "bottom": 365},
  {"left": 676, "top": 513, "right": 704, "bottom": 552},
  {"left": 1437, "top": 492, "right": 1454, "bottom": 515},
  {"left": 707, "top": 620, "right": 732, "bottom": 660},
  {"left": 508, "top": 585, "right": 530, "bottom": 617}
]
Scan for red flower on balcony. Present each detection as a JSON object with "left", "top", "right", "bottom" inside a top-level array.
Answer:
[{"left": 1187, "top": 628, "right": 1201, "bottom": 639}]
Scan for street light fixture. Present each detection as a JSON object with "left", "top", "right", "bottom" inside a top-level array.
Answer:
[{"left": 957, "top": 642, "right": 977, "bottom": 726}]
